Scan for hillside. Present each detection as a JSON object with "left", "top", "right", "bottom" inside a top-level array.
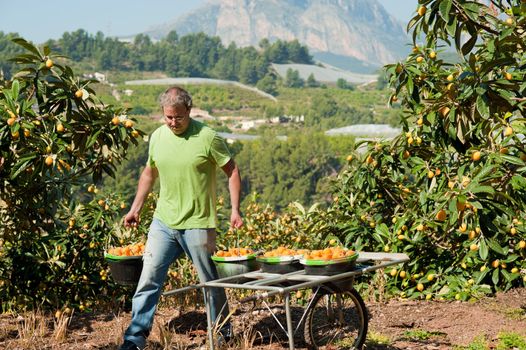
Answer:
[
  {"left": 95, "top": 79, "right": 399, "bottom": 128},
  {"left": 271, "top": 63, "right": 377, "bottom": 84}
]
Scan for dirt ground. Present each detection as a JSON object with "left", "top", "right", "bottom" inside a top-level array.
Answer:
[{"left": 1, "top": 288, "right": 526, "bottom": 350}]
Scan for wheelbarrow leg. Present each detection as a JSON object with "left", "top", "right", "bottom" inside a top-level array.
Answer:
[
  {"left": 284, "top": 292, "right": 295, "bottom": 350},
  {"left": 204, "top": 287, "right": 215, "bottom": 350}
]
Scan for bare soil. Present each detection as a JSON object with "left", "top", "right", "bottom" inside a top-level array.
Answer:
[{"left": 1, "top": 288, "right": 526, "bottom": 350}]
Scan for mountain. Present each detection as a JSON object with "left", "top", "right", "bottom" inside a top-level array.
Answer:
[{"left": 143, "top": 0, "right": 410, "bottom": 72}]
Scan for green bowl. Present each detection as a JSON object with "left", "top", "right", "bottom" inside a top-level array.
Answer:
[
  {"left": 212, "top": 254, "right": 259, "bottom": 279},
  {"left": 104, "top": 251, "right": 142, "bottom": 261}
]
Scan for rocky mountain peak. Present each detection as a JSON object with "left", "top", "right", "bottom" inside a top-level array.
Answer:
[{"left": 144, "top": 0, "right": 410, "bottom": 70}]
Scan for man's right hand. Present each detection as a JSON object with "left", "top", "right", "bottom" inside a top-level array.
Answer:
[{"left": 124, "top": 211, "right": 140, "bottom": 228}]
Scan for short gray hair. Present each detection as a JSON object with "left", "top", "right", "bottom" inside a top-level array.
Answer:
[{"left": 159, "top": 86, "right": 193, "bottom": 110}]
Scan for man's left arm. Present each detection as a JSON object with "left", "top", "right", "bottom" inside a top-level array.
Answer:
[{"left": 221, "top": 159, "right": 243, "bottom": 228}]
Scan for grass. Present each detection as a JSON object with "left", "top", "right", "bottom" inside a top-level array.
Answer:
[
  {"left": 453, "top": 335, "right": 489, "bottom": 350},
  {"left": 14, "top": 310, "right": 47, "bottom": 347},
  {"left": 366, "top": 329, "right": 392, "bottom": 345},
  {"left": 496, "top": 332, "right": 526, "bottom": 350},
  {"left": 486, "top": 300, "right": 526, "bottom": 321},
  {"left": 453, "top": 333, "right": 526, "bottom": 350},
  {"left": 402, "top": 329, "right": 447, "bottom": 341},
  {"left": 503, "top": 306, "right": 526, "bottom": 321}
]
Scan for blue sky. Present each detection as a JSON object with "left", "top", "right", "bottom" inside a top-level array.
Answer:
[{"left": 1, "top": 0, "right": 418, "bottom": 44}]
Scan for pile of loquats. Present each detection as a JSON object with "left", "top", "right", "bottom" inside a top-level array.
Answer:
[
  {"left": 214, "top": 247, "right": 254, "bottom": 257},
  {"left": 215, "top": 246, "right": 356, "bottom": 262},
  {"left": 107, "top": 242, "right": 145, "bottom": 257},
  {"left": 303, "top": 247, "right": 356, "bottom": 261},
  {"left": 262, "top": 246, "right": 309, "bottom": 258}
]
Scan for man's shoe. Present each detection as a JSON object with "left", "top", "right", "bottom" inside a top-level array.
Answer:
[
  {"left": 118, "top": 340, "right": 141, "bottom": 350},
  {"left": 217, "top": 328, "right": 233, "bottom": 347}
]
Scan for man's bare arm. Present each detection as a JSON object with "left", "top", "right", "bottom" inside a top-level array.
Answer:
[
  {"left": 124, "top": 165, "right": 159, "bottom": 227},
  {"left": 221, "top": 159, "right": 243, "bottom": 228}
]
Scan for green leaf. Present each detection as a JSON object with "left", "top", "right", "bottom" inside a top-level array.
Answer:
[
  {"left": 510, "top": 175, "right": 526, "bottom": 190},
  {"left": 439, "top": 0, "right": 452, "bottom": 23},
  {"left": 10, "top": 159, "right": 33, "bottom": 180},
  {"left": 102, "top": 163, "right": 116, "bottom": 177},
  {"left": 448, "top": 199, "right": 459, "bottom": 223},
  {"left": 500, "top": 155, "right": 525, "bottom": 166},
  {"left": 487, "top": 238, "right": 506, "bottom": 255},
  {"left": 476, "top": 95, "right": 489, "bottom": 119},
  {"left": 501, "top": 269, "right": 514, "bottom": 283},
  {"left": 479, "top": 237, "right": 488, "bottom": 260},
  {"left": 475, "top": 268, "right": 489, "bottom": 284},
  {"left": 406, "top": 77, "right": 414, "bottom": 95},
  {"left": 372, "top": 231, "right": 385, "bottom": 246},
  {"left": 86, "top": 130, "right": 102, "bottom": 148},
  {"left": 461, "top": 31, "right": 478, "bottom": 56},
  {"left": 446, "top": 17, "right": 457, "bottom": 36},
  {"left": 491, "top": 268, "right": 499, "bottom": 285},
  {"left": 469, "top": 185, "right": 495, "bottom": 194},
  {"left": 12, "top": 80, "right": 20, "bottom": 100},
  {"left": 12, "top": 37, "right": 42, "bottom": 58},
  {"left": 375, "top": 223, "right": 390, "bottom": 239},
  {"left": 455, "top": 23, "right": 464, "bottom": 53},
  {"left": 473, "top": 164, "right": 496, "bottom": 182}
]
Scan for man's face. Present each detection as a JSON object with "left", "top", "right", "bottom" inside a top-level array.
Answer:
[{"left": 163, "top": 104, "right": 190, "bottom": 135}]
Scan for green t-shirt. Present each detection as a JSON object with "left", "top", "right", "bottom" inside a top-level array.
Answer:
[{"left": 147, "top": 120, "right": 231, "bottom": 229}]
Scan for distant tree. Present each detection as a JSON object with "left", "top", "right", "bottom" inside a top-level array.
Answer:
[
  {"left": 238, "top": 47, "right": 262, "bottom": 84},
  {"left": 258, "top": 38, "right": 270, "bottom": 50},
  {"left": 96, "top": 37, "right": 130, "bottom": 70},
  {"left": 132, "top": 34, "right": 156, "bottom": 70},
  {"left": 0, "top": 32, "right": 25, "bottom": 79},
  {"left": 164, "top": 46, "right": 179, "bottom": 76},
  {"left": 285, "top": 39, "right": 313, "bottom": 64},
  {"left": 285, "top": 68, "right": 304, "bottom": 88},
  {"left": 336, "top": 78, "right": 347, "bottom": 89},
  {"left": 133, "top": 34, "right": 152, "bottom": 49},
  {"left": 256, "top": 73, "right": 278, "bottom": 96},
  {"left": 59, "top": 29, "right": 96, "bottom": 61},
  {"left": 212, "top": 42, "right": 239, "bottom": 80},
  {"left": 304, "top": 93, "right": 339, "bottom": 127},
  {"left": 266, "top": 40, "right": 289, "bottom": 63},
  {"left": 0, "top": 30, "right": 319, "bottom": 86},
  {"left": 175, "top": 33, "right": 223, "bottom": 76},
  {"left": 306, "top": 73, "right": 320, "bottom": 87},
  {"left": 261, "top": 103, "right": 284, "bottom": 120},
  {"left": 165, "top": 30, "right": 179, "bottom": 44}
]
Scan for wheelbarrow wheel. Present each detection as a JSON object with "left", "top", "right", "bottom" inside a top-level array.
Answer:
[{"left": 303, "top": 288, "right": 368, "bottom": 349}]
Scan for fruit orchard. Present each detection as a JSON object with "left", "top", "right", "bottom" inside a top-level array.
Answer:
[{"left": 2, "top": 0, "right": 526, "bottom": 314}]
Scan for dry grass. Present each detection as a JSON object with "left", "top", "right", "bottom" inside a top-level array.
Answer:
[
  {"left": 235, "top": 325, "right": 262, "bottom": 349},
  {"left": 2, "top": 288, "right": 525, "bottom": 349},
  {"left": 365, "top": 267, "right": 387, "bottom": 303},
  {"left": 52, "top": 309, "right": 75, "bottom": 342},
  {"left": 15, "top": 310, "right": 47, "bottom": 347}
]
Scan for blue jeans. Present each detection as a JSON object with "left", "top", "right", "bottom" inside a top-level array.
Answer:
[{"left": 124, "top": 218, "right": 230, "bottom": 348}]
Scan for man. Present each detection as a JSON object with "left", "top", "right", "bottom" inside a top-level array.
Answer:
[{"left": 119, "top": 86, "right": 243, "bottom": 350}]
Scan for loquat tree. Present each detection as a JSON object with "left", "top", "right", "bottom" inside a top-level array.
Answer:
[
  {"left": 0, "top": 38, "right": 144, "bottom": 311},
  {"left": 329, "top": 0, "right": 526, "bottom": 300}
]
